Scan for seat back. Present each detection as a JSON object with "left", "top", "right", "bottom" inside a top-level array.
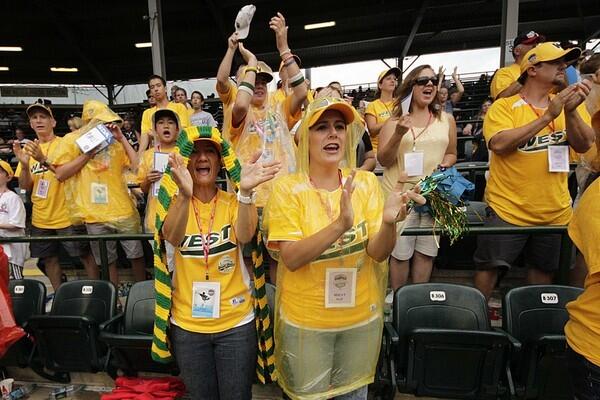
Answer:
[
  {"left": 503, "top": 285, "right": 582, "bottom": 342},
  {"left": 0, "top": 279, "right": 46, "bottom": 367},
  {"left": 503, "top": 285, "right": 582, "bottom": 399},
  {"left": 123, "top": 280, "right": 155, "bottom": 335},
  {"left": 9, "top": 279, "right": 46, "bottom": 326},
  {"left": 393, "top": 283, "right": 489, "bottom": 336},
  {"left": 51, "top": 280, "right": 117, "bottom": 323}
]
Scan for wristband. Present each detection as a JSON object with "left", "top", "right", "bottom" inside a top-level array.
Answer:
[
  {"left": 237, "top": 190, "right": 256, "bottom": 205},
  {"left": 279, "top": 49, "right": 291, "bottom": 58},
  {"left": 238, "top": 85, "right": 254, "bottom": 96},
  {"left": 239, "top": 81, "right": 255, "bottom": 91},
  {"left": 244, "top": 66, "right": 257, "bottom": 75}
]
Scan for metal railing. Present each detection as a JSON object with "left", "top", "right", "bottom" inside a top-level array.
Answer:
[{"left": 0, "top": 225, "right": 573, "bottom": 285}]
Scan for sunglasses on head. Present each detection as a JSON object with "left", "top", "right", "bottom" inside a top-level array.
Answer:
[{"left": 414, "top": 76, "right": 439, "bottom": 86}]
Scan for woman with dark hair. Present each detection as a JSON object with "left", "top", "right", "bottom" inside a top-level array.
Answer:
[{"left": 378, "top": 64, "right": 457, "bottom": 290}]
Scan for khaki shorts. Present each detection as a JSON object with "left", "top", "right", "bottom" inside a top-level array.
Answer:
[
  {"left": 391, "top": 212, "right": 439, "bottom": 260},
  {"left": 86, "top": 223, "right": 144, "bottom": 265}
]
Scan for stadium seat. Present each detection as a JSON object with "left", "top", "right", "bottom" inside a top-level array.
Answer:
[
  {"left": 377, "top": 283, "right": 514, "bottom": 400},
  {"left": 99, "top": 280, "right": 178, "bottom": 376},
  {"left": 0, "top": 279, "right": 46, "bottom": 368},
  {"left": 503, "top": 285, "right": 583, "bottom": 400},
  {"left": 27, "top": 280, "right": 117, "bottom": 379}
]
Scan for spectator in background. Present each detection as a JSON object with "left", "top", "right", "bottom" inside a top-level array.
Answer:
[
  {"left": 463, "top": 98, "right": 493, "bottom": 162},
  {"left": 13, "top": 103, "right": 98, "bottom": 290},
  {"left": 0, "top": 160, "right": 27, "bottom": 280},
  {"left": 121, "top": 118, "right": 140, "bottom": 152},
  {"left": 8, "top": 127, "right": 27, "bottom": 145},
  {"left": 174, "top": 87, "right": 192, "bottom": 110},
  {"left": 490, "top": 31, "right": 544, "bottom": 100},
  {"left": 189, "top": 91, "right": 217, "bottom": 127},
  {"left": 365, "top": 67, "right": 400, "bottom": 154},
  {"left": 437, "top": 67, "right": 465, "bottom": 115},
  {"left": 139, "top": 75, "right": 190, "bottom": 154},
  {"left": 474, "top": 43, "right": 594, "bottom": 300},
  {"left": 378, "top": 65, "right": 457, "bottom": 290},
  {"left": 54, "top": 101, "right": 146, "bottom": 287},
  {"left": 67, "top": 116, "right": 82, "bottom": 132},
  {"left": 146, "top": 89, "right": 156, "bottom": 107}
]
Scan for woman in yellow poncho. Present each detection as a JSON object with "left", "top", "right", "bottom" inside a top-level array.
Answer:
[{"left": 263, "top": 97, "right": 424, "bottom": 399}]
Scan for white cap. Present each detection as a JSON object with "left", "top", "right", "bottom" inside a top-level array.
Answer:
[{"left": 235, "top": 4, "right": 256, "bottom": 40}]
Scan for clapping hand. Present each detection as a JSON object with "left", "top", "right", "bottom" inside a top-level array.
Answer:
[
  {"left": 168, "top": 153, "right": 193, "bottom": 199},
  {"left": 239, "top": 151, "right": 282, "bottom": 196},
  {"left": 383, "top": 175, "right": 426, "bottom": 225}
]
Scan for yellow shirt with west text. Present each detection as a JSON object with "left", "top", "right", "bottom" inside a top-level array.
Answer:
[
  {"left": 170, "top": 190, "right": 253, "bottom": 333},
  {"left": 264, "top": 170, "right": 385, "bottom": 329},
  {"left": 483, "top": 94, "right": 591, "bottom": 226}
]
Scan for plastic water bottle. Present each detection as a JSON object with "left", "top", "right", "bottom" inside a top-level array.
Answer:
[
  {"left": 9, "top": 384, "right": 35, "bottom": 400},
  {"left": 48, "top": 385, "right": 83, "bottom": 400}
]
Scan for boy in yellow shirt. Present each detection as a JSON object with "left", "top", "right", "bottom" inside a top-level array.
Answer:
[
  {"left": 53, "top": 101, "right": 146, "bottom": 286},
  {"left": 14, "top": 103, "right": 97, "bottom": 289},
  {"left": 139, "top": 75, "right": 190, "bottom": 154}
]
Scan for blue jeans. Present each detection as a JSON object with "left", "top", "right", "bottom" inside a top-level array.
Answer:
[
  {"left": 568, "top": 345, "right": 600, "bottom": 400},
  {"left": 170, "top": 321, "right": 257, "bottom": 400}
]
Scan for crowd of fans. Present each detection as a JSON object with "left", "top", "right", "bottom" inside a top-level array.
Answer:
[{"left": 1, "top": 16, "right": 600, "bottom": 400}]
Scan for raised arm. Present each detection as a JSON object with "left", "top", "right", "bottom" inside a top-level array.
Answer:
[
  {"left": 377, "top": 116, "right": 411, "bottom": 167},
  {"left": 452, "top": 67, "right": 465, "bottom": 103},
  {"left": 231, "top": 43, "right": 258, "bottom": 129},
  {"left": 162, "top": 153, "right": 192, "bottom": 246},
  {"left": 270, "top": 12, "right": 306, "bottom": 116},
  {"left": 12, "top": 143, "right": 33, "bottom": 191},
  {"left": 216, "top": 33, "right": 239, "bottom": 95}
]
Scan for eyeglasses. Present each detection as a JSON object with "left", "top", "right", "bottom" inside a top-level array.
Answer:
[{"left": 414, "top": 76, "right": 439, "bottom": 86}]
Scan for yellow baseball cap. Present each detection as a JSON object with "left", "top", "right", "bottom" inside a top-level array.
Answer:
[
  {"left": 305, "top": 97, "right": 356, "bottom": 128},
  {"left": 519, "top": 42, "right": 581, "bottom": 74},
  {"left": 256, "top": 61, "right": 274, "bottom": 83},
  {"left": 378, "top": 67, "right": 401, "bottom": 83},
  {"left": 81, "top": 100, "right": 122, "bottom": 124},
  {"left": 26, "top": 103, "right": 54, "bottom": 119},
  {"left": 0, "top": 160, "right": 14, "bottom": 177}
]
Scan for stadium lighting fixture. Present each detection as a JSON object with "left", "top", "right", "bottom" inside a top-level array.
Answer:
[
  {"left": 0, "top": 47, "right": 22, "bottom": 52},
  {"left": 135, "top": 42, "right": 152, "bottom": 48},
  {"left": 304, "top": 21, "right": 336, "bottom": 30},
  {"left": 0, "top": 67, "right": 9, "bottom": 71},
  {"left": 50, "top": 67, "right": 78, "bottom": 72}
]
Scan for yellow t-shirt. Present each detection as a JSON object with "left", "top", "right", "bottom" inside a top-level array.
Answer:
[
  {"left": 170, "top": 190, "right": 253, "bottom": 333},
  {"left": 15, "top": 137, "right": 70, "bottom": 229},
  {"left": 137, "top": 147, "right": 176, "bottom": 233},
  {"left": 53, "top": 133, "right": 139, "bottom": 225},
  {"left": 490, "top": 63, "right": 521, "bottom": 99},
  {"left": 365, "top": 99, "right": 394, "bottom": 152},
  {"left": 264, "top": 170, "right": 385, "bottom": 329},
  {"left": 216, "top": 80, "right": 238, "bottom": 142},
  {"left": 140, "top": 102, "right": 190, "bottom": 135},
  {"left": 483, "top": 94, "right": 591, "bottom": 226},
  {"left": 565, "top": 179, "right": 600, "bottom": 367}
]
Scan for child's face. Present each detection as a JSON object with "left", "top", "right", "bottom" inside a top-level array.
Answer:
[
  {"left": 154, "top": 117, "right": 178, "bottom": 145},
  {"left": 0, "top": 170, "right": 12, "bottom": 186}
]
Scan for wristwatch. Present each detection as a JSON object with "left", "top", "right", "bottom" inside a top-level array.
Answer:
[{"left": 237, "top": 190, "right": 256, "bottom": 205}]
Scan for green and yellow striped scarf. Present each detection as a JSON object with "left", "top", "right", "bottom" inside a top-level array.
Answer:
[{"left": 151, "top": 125, "right": 276, "bottom": 383}]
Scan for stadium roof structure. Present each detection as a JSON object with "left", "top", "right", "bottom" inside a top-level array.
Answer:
[{"left": 2, "top": 0, "right": 599, "bottom": 86}]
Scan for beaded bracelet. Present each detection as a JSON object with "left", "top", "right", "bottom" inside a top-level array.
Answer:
[{"left": 279, "top": 49, "right": 291, "bottom": 58}]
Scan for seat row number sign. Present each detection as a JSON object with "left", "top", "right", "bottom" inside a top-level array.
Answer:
[
  {"left": 82, "top": 286, "right": 93, "bottom": 294},
  {"left": 430, "top": 291, "right": 446, "bottom": 301},
  {"left": 541, "top": 293, "right": 558, "bottom": 304}
]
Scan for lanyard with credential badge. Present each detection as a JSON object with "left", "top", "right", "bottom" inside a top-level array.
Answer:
[
  {"left": 410, "top": 112, "right": 432, "bottom": 152},
  {"left": 520, "top": 94, "right": 556, "bottom": 134},
  {"left": 191, "top": 192, "right": 218, "bottom": 280}
]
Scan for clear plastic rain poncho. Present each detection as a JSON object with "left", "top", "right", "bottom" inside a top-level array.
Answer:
[
  {"left": 263, "top": 97, "right": 388, "bottom": 399},
  {"left": 52, "top": 101, "right": 141, "bottom": 233},
  {"left": 233, "top": 101, "right": 297, "bottom": 208}
]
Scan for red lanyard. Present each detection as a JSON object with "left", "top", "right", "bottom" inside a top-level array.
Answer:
[
  {"left": 520, "top": 94, "right": 556, "bottom": 133},
  {"left": 191, "top": 191, "right": 218, "bottom": 280},
  {"left": 410, "top": 112, "right": 432, "bottom": 151}
]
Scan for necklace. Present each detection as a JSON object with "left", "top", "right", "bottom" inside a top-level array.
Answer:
[{"left": 191, "top": 191, "right": 218, "bottom": 280}]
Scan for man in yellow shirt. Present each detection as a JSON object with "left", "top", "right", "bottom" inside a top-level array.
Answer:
[
  {"left": 490, "top": 31, "right": 544, "bottom": 100},
  {"left": 13, "top": 103, "right": 97, "bottom": 290},
  {"left": 54, "top": 101, "right": 146, "bottom": 287},
  {"left": 474, "top": 42, "right": 595, "bottom": 300},
  {"left": 139, "top": 75, "right": 190, "bottom": 155},
  {"left": 564, "top": 177, "right": 600, "bottom": 399}
]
